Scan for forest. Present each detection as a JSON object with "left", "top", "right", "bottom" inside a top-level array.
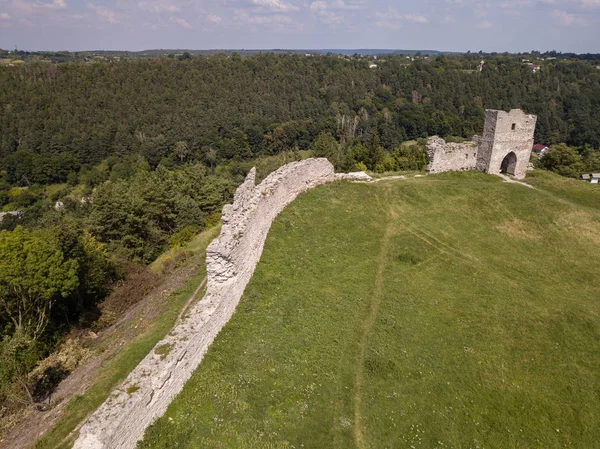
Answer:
[{"left": 0, "top": 51, "right": 599, "bottom": 418}]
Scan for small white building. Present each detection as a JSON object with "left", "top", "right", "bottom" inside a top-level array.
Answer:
[
  {"left": 525, "top": 62, "right": 541, "bottom": 73},
  {"left": 533, "top": 144, "right": 549, "bottom": 156},
  {"left": 581, "top": 173, "right": 600, "bottom": 184}
]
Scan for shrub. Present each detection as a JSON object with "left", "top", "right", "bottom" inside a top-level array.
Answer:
[
  {"left": 0, "top": 332, "right": 40, "bottom": 406},
  {"left": 354, "top": 162, "right": 368, "bottom": 172},
  {"left": 169, "top": 225, "right": 201, "bottom": 249}
]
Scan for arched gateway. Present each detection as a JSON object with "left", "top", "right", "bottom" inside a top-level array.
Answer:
[
  {"left": 500, "top": 152, "right": 517, "bottom": 175},
  {"left": 426, "top": 109, "right": 537, "bottom": 180}
]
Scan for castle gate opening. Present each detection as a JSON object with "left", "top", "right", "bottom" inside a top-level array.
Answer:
[{"left": 500, "top": 152, "right": 517, "bottom": 176}]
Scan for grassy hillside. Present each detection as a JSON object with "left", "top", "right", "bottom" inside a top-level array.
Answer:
[{"left": 140, "top": 172, "right": 600, "bottom": 449}]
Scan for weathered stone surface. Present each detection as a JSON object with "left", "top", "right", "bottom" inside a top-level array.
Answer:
[
  {"left": 427, "top": 108, "right": 537, "bottom": 180},
  {"left": 334, "top": 171, "right": 373, "bottom": 181},
  {"left": 205, "top": 158, "right": 335, "bottom": 294},
  {"left": 426, "top": 137, "right": 479, "bottom": 174},
  {"left": 73, "top": 158, "right": 336, "bottom": 449},
  {"left": 477, "top": 109, "right": 537, "bottom": 179}
]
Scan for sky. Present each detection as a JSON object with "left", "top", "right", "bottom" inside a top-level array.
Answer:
[{"left": 0, "top": 0, "right": 599, "bottom": 53}]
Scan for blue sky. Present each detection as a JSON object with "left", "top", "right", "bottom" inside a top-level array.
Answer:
[{"left": 0, "top": 0, "right": 598, "bottom": 52}]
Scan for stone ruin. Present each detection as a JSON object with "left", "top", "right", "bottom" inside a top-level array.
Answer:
[
  {"left": 427, "top": 109, "right": 537, "bottom": 179},
  {"left": 73, "top": 159, "right": 370, "bottom": 449}
]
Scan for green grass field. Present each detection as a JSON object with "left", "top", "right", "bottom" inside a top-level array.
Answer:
[{"left": 139, "top": 171, "right": 600, "bottom": 449}]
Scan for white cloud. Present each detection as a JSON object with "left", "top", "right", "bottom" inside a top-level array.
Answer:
[
  {"left": 12, "top": 0, "right": 67, "bottom": 12},
  {"left": 0, "top": 12, "right": 10, "bottom": 19},
  {"left": 309, "top": 0, "right": 361, "bottom": 26},
  {"left": 233, "top": 9, "right": 295, "bottom": 29},
  {"left": 579, "top": 0, "right": 600, "bottom": 8},
  {"left": 376, "top": 9, "right": 427, "bottom": 22},
  {"left": 375, "top": 8, "right": 428, "bottom": 28},
  {"left": 207, "top": 14, "right": 222, "bottom": 23},
  {"left": 250, "top": 0, "right": 299, "bottom": 12},
  {"left": 474, "top": 3, "right": 489, "bottom": 17},
  {"left": 476, "top": 19, "right": 492, "bottom": 28},
  {"left": 552, "top": 9, "right": 589, "bottom": 24},
  {"left": 87, "top": 3, "right": 118, "bottom": 24},
  {"left": 442, "top": 14, "right": 455, "bottom": 22},
  {"left": 524, "top": 0, "right": 600, "bottom": 8},
  {"left": 38, "top": 0, "right": 65, "bottom": 9},
  {"left": 310, "top": 0, "right": 363, "bottom": 12},
  {"left": 330, "top": 0, "right": 363, "bottom": 9},
  {"left": 310, "top": 1, "right": 328, "bottom": 11},
  {"left": 169, "top": 16, "right": 191, "bottom": 28},
  {"left": 138, "top": 1, "right": 180, "bottom": 13},
  {"left": 499, "top": 0, "right": 534, "bottom": 6},
  {"left": 242, "top": 12, "right": 292, "bottom": 24},
  {"left": 402, "top": 13, "right": 428, "bottom": 23},
  {"left": 316, "top": 9, "right": 344, "bottom": 24}
]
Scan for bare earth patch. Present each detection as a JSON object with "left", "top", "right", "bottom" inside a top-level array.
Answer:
[
  {"left": 495, "top": 218, "right": 540, "bottom": 240},
  {"left": 0, "top": 248, "right": 206, "bottom": 449},
  {"left": 554, "top": 210, "right": 600, "bottom": 245}
]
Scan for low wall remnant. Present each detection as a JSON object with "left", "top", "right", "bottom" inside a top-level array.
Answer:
[{"left": 426, "top": 137, "right": 479, "bottom": 174}]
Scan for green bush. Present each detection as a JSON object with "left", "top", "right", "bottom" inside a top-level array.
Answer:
[
  {"left": 169, "top": 225, "right": 200, "bottom": 249},
  {"left": 0, "top": 332, "right": 40, "bottom": 405}
]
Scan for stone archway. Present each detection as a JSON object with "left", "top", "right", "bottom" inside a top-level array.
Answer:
[{"left": 500, "top": 152, "right": 517, "bottom": 176}]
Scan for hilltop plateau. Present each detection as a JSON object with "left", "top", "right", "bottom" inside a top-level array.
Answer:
[{"left": 127, "top": 171, "right": 600, "bottom": 449}]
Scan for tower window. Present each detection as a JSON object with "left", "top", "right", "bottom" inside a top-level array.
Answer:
[{"left": 511, "top": 123, "right": 516, "bottom": 130}]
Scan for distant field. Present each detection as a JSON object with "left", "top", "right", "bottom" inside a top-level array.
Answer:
[
  {"left": 0, "top": 59, "right": 25, "bottom": 65},
  {"left": 140, "top": 171, "right": 600, "bottom": 449}
]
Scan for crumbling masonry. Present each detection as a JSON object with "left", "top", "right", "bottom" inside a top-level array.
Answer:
[
  {"left": 73, "top": 159, "right": 369, "bottom": 449},
  {"left": 427, "top": 109, "right": 537, "bottom": 179}
]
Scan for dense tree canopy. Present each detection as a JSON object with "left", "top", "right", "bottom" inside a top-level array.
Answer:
[{"left": 0, "top": 53, "right": 599, "bottom": 184}]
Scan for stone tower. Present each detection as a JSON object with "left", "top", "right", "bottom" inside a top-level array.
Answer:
[{"left": 476, "top": 109, "right": 537, "bottom": 179}]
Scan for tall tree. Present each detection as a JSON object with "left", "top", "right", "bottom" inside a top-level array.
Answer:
[{"left": 0, "top": 227, "right": 79, "bottom": 340}]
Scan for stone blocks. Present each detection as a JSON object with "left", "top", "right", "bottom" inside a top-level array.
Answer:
[
  {"left": 73, "top": 158, "right": 336, "bottom": 449},
  {"left": 427, "top": 108, "right": 537, "bottom": 180},
  {"left": 426, "top": 137, "right": 479, "bottom": 174},
  {"left": 478, "top": 109, "right": 537, "bottom": 179}
]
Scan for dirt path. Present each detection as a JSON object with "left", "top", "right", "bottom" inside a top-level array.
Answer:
[
  {"left": 353, "top": 193, "right": 395, "bottom": 449},
  {"left": 176, "top": 276, "right": 207, "bottom": 323},
  {"left": 496, "top": 173, "right": 535, "bottom": 188}
]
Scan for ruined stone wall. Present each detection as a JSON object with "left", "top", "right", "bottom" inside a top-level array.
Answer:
[
  {"left": 428, "top": 108, "right": 536, "bottom": 179},
  {"left": 426, "top": 136, "right": 479, "bottom": 174},
  {"left": 477, "top": 109, "right": 537, "bottom": 179},
  {"left": 205, "top": 158, "right": 336, "bottom": 294},
  {"left": 73, "top": 158, "right": 337, "bottom": 449},
  {"left": 475, "top": 110, "right": 498, "bottom": 172}
]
